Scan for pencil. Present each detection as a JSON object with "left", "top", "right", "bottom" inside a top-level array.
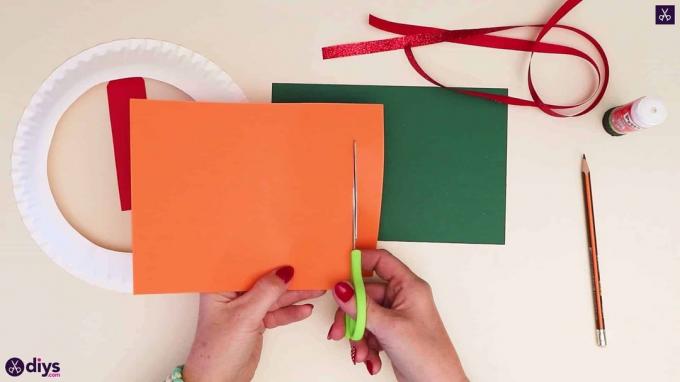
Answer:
[{"left": 581, "top": 154, "right": 606, "bottom": 347}]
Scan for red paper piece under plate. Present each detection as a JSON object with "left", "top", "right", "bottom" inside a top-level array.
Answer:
[{"left": 107, "top": 77, "right": 147, "bottom": 211}]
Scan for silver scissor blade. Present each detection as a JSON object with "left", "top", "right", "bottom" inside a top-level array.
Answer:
[{"left": 352, "top": 140, "right": 358, "bottom": 249}]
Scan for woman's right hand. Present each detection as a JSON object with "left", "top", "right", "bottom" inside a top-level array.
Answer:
[{"left": 327, "top": 249, "right": 468, "bottom": 382}]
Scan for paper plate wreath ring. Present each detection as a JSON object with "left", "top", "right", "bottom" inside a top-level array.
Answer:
[{"left": 11, "top": 39, "right": 246, "bottom": 292}]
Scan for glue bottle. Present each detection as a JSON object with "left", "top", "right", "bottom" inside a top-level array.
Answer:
[{"left": 602, "top": 96, "right": 667, "bottom": 136}]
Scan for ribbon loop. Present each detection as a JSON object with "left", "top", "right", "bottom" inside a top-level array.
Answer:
[{"left": 322, "top": 0, "right": 608, "bottom": 118}]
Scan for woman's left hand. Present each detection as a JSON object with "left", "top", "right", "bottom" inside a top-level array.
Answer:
[{"left": 183, "top": 266, "right": 325, "bottom": 382}]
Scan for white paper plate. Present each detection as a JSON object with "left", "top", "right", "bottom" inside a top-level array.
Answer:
[{"left": 11, "top": 39, "right": 247, "bottom": 293}]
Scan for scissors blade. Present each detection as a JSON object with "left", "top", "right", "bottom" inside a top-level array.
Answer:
[{"left": 352, "top": 140, "right": 358, "bottom": 249}]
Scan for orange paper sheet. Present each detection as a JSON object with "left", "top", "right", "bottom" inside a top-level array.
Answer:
[{"left": 130, "top": 100, "right": 383, "bottom": 293}]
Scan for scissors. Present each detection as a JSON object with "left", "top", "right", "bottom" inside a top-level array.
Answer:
[
  {"left": 8, "top": 360, "right": 23, "bottom": 374},
  {"left": 659, "top": 8, "right": 671, "bottom": 22},
  {"left": 345, "top": 140, "right": 367, "bottom": 341}
]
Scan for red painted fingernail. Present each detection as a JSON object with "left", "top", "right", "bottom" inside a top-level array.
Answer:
[
  {"left": 334, "top": 281, "right": 354, "bottom": 303},
  {"left": 326, "top": 326, "right": 333, "bottom": 340},
  {"left": 366, "top": 360, "right": 374, "bottom": 375},
  {"left": 351, "top": 345, "right": 357, "bottom": 365},
  {"left": 275, "top": 266, "right": 294, "bottom": 283}
]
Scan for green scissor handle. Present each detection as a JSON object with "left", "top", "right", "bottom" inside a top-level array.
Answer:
[{"left": 345, "top": 249, "right": 367, "bottom": 341}]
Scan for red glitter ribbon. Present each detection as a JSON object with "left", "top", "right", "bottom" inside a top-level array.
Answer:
[{"left": 322, "top": 0, "right": 608, "bottom": 117}]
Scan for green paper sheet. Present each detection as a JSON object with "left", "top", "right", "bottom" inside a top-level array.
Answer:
[{"left": 272, "top": 84, "right": 507, "bottom": 244}]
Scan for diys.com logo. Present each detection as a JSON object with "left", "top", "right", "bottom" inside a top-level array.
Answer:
[{"left": 5, "top": 357, "right": 61, "bottom": 378}]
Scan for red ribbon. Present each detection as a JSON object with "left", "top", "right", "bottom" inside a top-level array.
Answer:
[{"left": 322, "top": 0, "right": 608, "bottom": 117}]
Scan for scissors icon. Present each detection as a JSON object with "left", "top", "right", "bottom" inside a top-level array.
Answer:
[
  {"left": 659, "top": 8, "right": 672, "bottom": 22},
  {"left": 7, "top": 360, "right": 23, "bottom": 374}
]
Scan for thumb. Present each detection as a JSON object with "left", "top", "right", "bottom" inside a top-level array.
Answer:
[
  {"left": 332, "top": 281, "right": 390, "bottom": 336},
  {"left": 238, "top": 265, "right": 294, "bottom": 320}
]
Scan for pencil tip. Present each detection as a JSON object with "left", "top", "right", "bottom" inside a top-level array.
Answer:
[{"left": 581, "top": 154, "right": 590, "bottom": 172}]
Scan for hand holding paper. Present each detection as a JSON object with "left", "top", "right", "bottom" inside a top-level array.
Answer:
[{"left": 183, "top": 266, "right": 325, "bottom": 381}]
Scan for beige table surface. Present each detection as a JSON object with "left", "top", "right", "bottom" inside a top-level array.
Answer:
[{"left": 1, "top": 1, "right": 679, "bottom": 381}]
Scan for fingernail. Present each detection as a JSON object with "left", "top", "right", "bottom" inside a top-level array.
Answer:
[
  {"left": 334, "top": 281, "right": 354, "bottom": 303},
  {"left": 351, "top": 345, "right": 357, "bottom": 365},
  {"left": 366, "top": 360, "right": 374, "bottom": 375},
  {"left": 326, "top": 326, "right": 333, "bottom": 340},
  {"left": 275, "top": 266, "right": 294, "bottom": 283}
]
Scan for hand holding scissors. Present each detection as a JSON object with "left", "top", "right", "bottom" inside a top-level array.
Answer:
[{"left": 328, "top": 249, "right": 468, "bottom": 380}]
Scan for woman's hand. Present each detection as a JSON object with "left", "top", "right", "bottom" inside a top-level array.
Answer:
[
  {"left": 327, "top": 249, "right": 468, "bottom": 382},
  {"left": 183, "top": 266, "right": 324, "bottom": 382}
]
